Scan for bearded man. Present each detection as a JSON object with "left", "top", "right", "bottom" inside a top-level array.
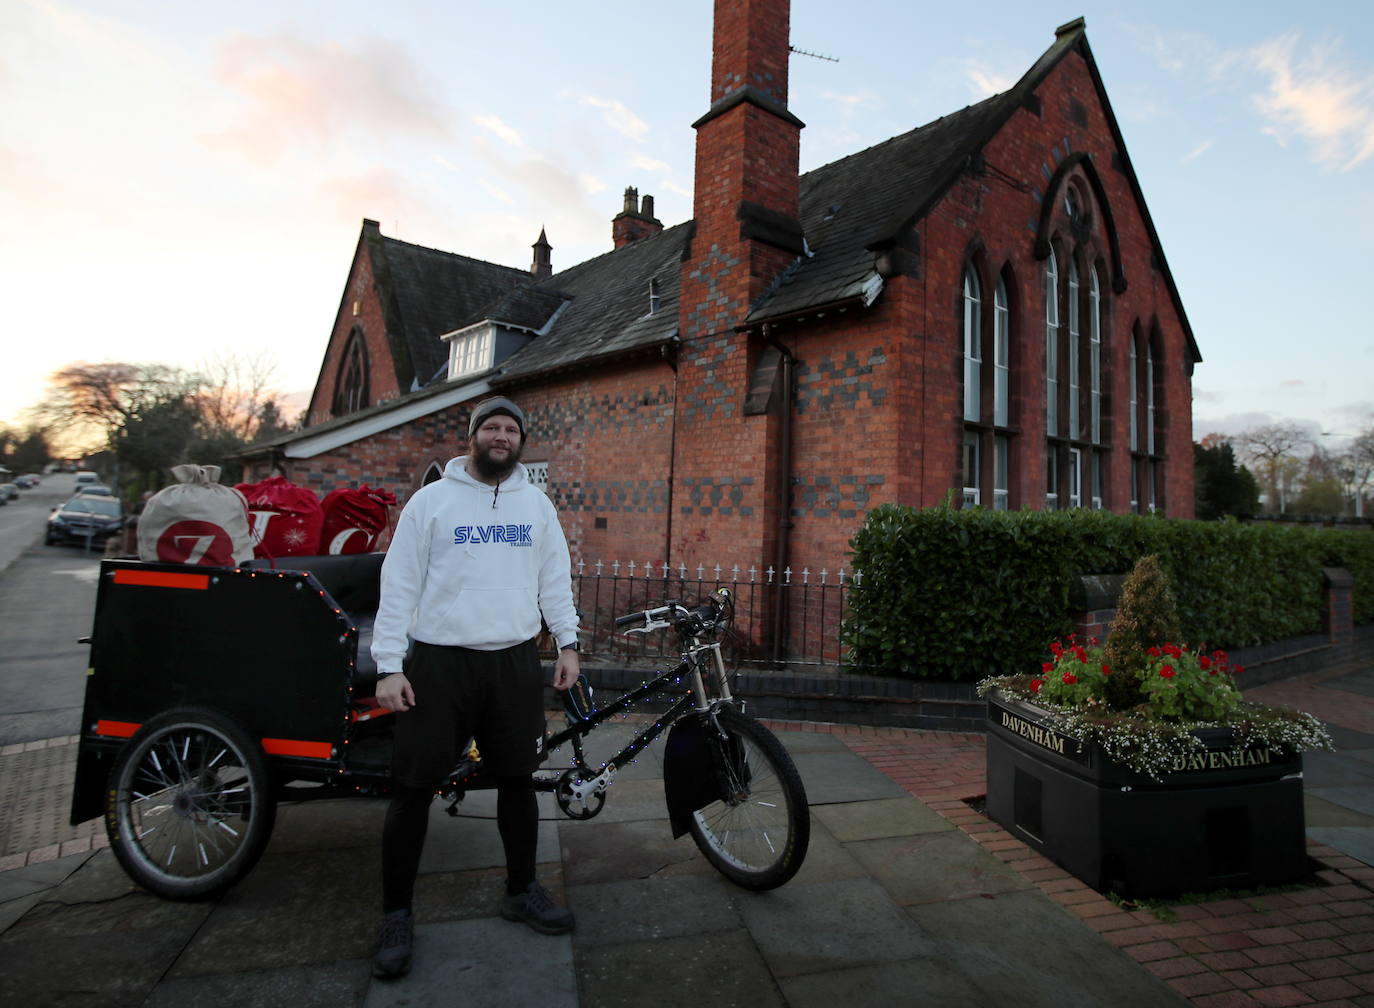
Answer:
[{"left": 368, "top": 396, "right": 581, "bottom": 979}]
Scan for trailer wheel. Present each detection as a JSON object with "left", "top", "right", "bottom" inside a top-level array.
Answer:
[{"left": 106, "top": 707, "right": 275, "bottom": 900}]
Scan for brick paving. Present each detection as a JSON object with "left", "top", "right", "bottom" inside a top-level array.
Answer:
[{"left": 777, "top": 656, "right": 1374, "bottom": 1008}]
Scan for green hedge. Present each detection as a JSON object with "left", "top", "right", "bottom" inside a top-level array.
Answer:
[{"left": 841, "top": 505, "right": 1374, "bottom": 680}]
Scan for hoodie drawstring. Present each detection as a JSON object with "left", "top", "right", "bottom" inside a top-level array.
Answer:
[{"left": 492, "top": 483, "right": 499, "bottom": 509}]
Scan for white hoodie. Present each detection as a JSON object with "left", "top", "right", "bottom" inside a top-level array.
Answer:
[{"left": 370, "top": 457, "right": 579, "bottom": 676}]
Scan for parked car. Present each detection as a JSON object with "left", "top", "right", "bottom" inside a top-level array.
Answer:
[
  {"left": 74, "top": 471, "right": 100, "bottom": 486},
  {"left": 46, "top": 494, "right": 125, "bottom": 547},
  {"left": 14, "top": 474, "right": 39, "bottom": 488},
  {"left": 75, "top": 484, "right": 114, "bottom": 496},
  {"left": 0, "top": 483, "right": 18, "bottom": 503}
]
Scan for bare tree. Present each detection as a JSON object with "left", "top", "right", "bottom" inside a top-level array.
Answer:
[
  {"left": 194, "top": 352, "right": 279, "bottom": 443},
  {"left": 1342, "top": 425, "right": 1374, "bottom": 518},
  {"left": 1238, "top": 423, "right": 1312, "bottom": 513}
]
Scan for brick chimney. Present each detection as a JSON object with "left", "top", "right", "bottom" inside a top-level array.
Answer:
[
  {"left": 612, "top": 187, "right": 664, "bottom": 249},
  {"left": 670, "top": 0, "right": 804, "bottom": 576},
  {"left": 683, "top": 0, "right": 804, "bottom": 321},
  {"left": 530, "top": 227, "right": 552, "bottom": 279}
]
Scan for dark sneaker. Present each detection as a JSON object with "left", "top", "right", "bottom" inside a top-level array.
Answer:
[
  {"left": 372, "top": 909, "right": 414, "bottom": 979},
  {"left": 500, "top": 880, "right": 575, "bottom": 935}
]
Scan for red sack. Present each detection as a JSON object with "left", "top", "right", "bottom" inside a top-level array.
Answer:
[
  {"left": 319, "top": 485, "right": 396, "bottom": 554},
  {"left": 234, "top": 475, "right": 324, "bottom": 558}
]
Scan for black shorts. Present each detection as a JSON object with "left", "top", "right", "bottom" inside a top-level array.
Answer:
[{"left": 390, "top": 638, "right": 546, "bottom": 788}]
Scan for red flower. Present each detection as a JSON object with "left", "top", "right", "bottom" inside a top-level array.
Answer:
[
  {"left": 1147, "top": 646, "right": 1162, "bottom": 658},
  {"left": 1234, "top": 664, "right": 1244, "bottom": 675},
  {"left": 1159, "top": 665, "right": 1176, "bottom": 678},
  {"left": 1050, "top": 642, "right": 1064, "bottom": 658},
  {"left": 1208, "top": 668, "right": 1219, "bottom": 676},
  {"left": 1062, "top": 672, "right": 1078, "bottom": 685},
  {"left": 1073, "top": 646, "right": 1088, "bottom": 663},
  {"left": 1199, "top": 656, "right": 1212, "bottom": 670},
  {"left": 1042, "top": 662, "right": 1054, "bottom": 674},
  {"left": 1101, "top": 664, "right": 1111, "bottom": 676},
  {"left": 1030, "top": 678, "right": 1045, "bottom": 694},
  {"left": 1163, "top": 643, "right": 1182, "bottom": 658},
  {"left": 1089, "top": 636, "right": 1100, "bottom": 646}
]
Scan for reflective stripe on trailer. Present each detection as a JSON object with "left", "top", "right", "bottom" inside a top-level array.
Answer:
[
  {"left": 112, "top": 569, "right": 211, "bottom": 590},
  {"left": 93, "top": 720, "right": 333, "bottom": 760},
  {"left": 260, "top": 737, "right": 334, "bottom": 760}
]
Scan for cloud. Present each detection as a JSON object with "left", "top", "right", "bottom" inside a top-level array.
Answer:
[
  {"left": 1248, "top": 33, "right": 1374, "bottom": 171},
  {"left": 473, "top": 114, "right": 522, "bottom": 147},
  {"left": 579, "top": 95, "right": 649, "bottom": 142},
  {"left": 630, "top": 154, "right": 669, "bottom": 173},
  {"left": 962, "top": 61, "right": 1017, "bottom": 100},
  {"left": 1181, "top": 140, "right": 1214, "bottom": 163},
  {"left": 480, "top": 180, "right": 515, "bottom": 205},
  {"left": 201, "top": 31, "right": 450, "bottom": 163}
]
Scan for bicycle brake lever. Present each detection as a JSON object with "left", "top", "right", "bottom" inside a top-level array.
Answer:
[{"left": 624, "top": 616, "right": 672, "bottom": 635}]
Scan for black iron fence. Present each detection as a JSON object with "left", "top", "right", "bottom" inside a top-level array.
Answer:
[{"left": 571, "top": 559, "right": 857, "bottom": 670}]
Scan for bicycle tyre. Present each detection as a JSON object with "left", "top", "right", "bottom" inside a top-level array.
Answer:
[
  {"left": 688, "top": 709, "right": 809, "bottom": 890},
  {"left": 106, "top": 707, "right": 276, "bottom": 900}
]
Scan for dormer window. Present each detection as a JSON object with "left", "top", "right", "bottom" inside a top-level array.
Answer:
[{"left": 445, "top": 324, "right": 494, "bottom": 380}]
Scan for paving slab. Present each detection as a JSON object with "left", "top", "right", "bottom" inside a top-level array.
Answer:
[
  {"left": 558, "top": 816, "right": 705, "bottom": 886},
  {"left": 0, "top": 868, "right": 213, "bottom": 1007},
  {"left": 787, "top": 749, "right": 909, "bottom": 804},
  {"left": 846, "top": 830, "right": 1030, "bottom": 904},
  {"left": 566, "top": 873, "right": 744, "bottom": 948},
  {"left": 1305, "top": 792, "right": 1374, "bottom": 828},
  {"left": 906, "top": 888, "right": 1188, "bottom": 1006},
  {"left": 1303, "top": 749, "right": 1374, "bottom": 788},
  {"left": 169, "top": 846, "right": 379, "bottom": 976},
  {"left": 782, "top": 815, "right": 869, "bottom": 886},
  {"left": 364, "top": 917, "right": 576, "bottom": 1008},
  {"left": 576, "top": 929, "right": 785, "bottom": 1008},
  {"left": 418, "top": 794, "right": 561, "bottom": 874},
  {"left": 738, "top": 876, "right": 937, "bottom": 978},
  {"left": 811, "top": 794, "right": 954, "bottom": 842},
  {"left": 774, "top": 956, "right": 987, "bottom": 1007},
  {"left": 146, "top": 961, "right": 374, "bottom": 1008},
  {"left": 1308, "top": 784, "right": 1374, "bottom": 819},
  {"left": 1308, "top": 826, "right": 1374, "bottom": 866}
]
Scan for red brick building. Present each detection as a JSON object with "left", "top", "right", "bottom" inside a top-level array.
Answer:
[{"left": 245, "top": 1, "right": 1199, "bottom": 642}]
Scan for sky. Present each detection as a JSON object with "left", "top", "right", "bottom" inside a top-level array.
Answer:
[{"left": 3, "top": 0, "right": 1372, "bottom": 454}]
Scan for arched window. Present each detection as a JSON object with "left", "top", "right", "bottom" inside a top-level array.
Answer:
[
  {"left": 993, "top": 276, "right": 1011, "bottom": 510},
  {"left": 1067, "top": 258, "right": 1081, "bottom": 440},
  {"left": 1128, "top": 326, "right": 1163, "bottom": 513},
  {"left": 421, "top": 462, "right": 443, "bottom": 486},
  {"left": 962, "top": 267, "right": 982, "bottom": 423},
  {"left": 331, "top": 330, "right": 370, "bottom": 417},
  {"left": 1045, "top": 248, "right": 1059, "bottom": 439}
]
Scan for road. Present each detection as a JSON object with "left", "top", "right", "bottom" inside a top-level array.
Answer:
[{"left": 0, "top": 473, "right": 104, "bottom": 745}]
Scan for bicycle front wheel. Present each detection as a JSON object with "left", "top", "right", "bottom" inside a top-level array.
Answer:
[{"left": 688, "top": 709, "right": 809, "bottom": 890}]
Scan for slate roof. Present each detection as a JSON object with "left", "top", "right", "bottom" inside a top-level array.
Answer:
[
  {"left": 495, "top": 223, "right": 689, "bottom": 383},
  {"left": 364, "top": 229, "right": 533, "bottom": 390},
  {"left": 315, "top": 18, "right": 1195, "bottom": 418}
]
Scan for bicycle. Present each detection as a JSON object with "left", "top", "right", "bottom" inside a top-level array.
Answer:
[{"left": 442, "top": 587, "right": 811, "bottom": 891}]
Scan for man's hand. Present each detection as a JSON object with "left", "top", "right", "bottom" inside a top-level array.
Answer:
[
  {"left": 375, "top": 672, "right": 416, "bottom": 712},
  {"left": 552, "top": 649, "right": 580, "bottom": 691}
]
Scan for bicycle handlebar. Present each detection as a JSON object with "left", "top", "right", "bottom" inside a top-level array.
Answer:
[{"left": 614, "top": 587, "right": 734, "bottom": 638}]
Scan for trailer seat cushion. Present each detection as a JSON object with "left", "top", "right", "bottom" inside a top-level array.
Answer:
[{"left": 243, "top": 553, "right": 384, "bottom": 696}]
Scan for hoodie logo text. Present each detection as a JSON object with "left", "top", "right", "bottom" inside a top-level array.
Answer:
[{"left": 453, "top": 523, "right": 534, "bottom": 546}]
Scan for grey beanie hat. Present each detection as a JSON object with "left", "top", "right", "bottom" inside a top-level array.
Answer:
[{"left": 468, "top": 396, "right": 526, "bottom": 438}]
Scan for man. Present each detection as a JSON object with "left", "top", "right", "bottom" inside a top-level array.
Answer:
[{"left": 369, "top": 396, "right": 581, "bottom": 980}]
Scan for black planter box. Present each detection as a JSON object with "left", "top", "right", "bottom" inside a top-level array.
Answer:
[{"left": 985, "top": 691, "right": 1308, "bottom": 900}]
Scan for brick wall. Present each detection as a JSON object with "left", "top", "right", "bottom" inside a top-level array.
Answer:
[{"left": 306, "top": 225, "right": 402, "bottom": 428}]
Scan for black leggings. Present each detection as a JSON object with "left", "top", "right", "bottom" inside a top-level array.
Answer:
[{"left": 381, "top": 775, "right": 538, "bottom": 913}]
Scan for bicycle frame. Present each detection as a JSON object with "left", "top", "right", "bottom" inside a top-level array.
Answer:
[{"left": 548, "top": 637, "right": 733, "bottom": 775}]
